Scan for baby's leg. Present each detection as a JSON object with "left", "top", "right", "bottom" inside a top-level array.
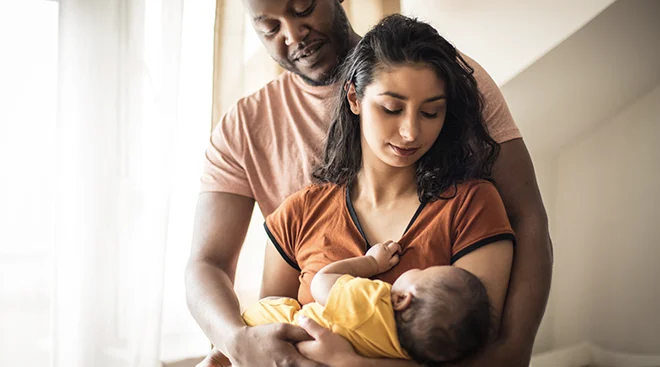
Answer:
[{"left": 195, "top": 348, "right": 231, "bottom": 367}]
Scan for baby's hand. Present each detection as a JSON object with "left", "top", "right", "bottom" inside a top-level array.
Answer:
[{"left": 366, "top": 240, "right": 401, "bottom": 274}]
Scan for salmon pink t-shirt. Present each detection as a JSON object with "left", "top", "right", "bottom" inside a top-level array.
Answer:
[{"left": 200, "top": 53, "right": 521, "bottom": 216}]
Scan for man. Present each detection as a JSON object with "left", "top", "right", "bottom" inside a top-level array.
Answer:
[{"left": 186, "top": 1, "right": 552, "bottom": 366}]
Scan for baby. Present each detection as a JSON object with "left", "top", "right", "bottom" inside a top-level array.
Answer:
[{"left": 240, "top": 240, "right": 493, "bottom": 365}]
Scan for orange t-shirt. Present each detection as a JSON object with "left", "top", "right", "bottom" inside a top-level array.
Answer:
[
  {"left": 200, "top": 53, "right": 521, "bottom": 216},
  {"left": 264, "top": 180, "right": 515, "bottom": 305}
]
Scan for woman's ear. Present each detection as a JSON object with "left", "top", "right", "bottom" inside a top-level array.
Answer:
[
  {"left": 391, "top": 291, "right": 413, "bottom": 311},
  {"left": 346, "top": 83, "right": 360, "bottom": 115}
]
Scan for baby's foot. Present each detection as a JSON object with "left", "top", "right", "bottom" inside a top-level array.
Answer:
[{"left": 195, "top": 348, "right": 231, "bottom": 367}]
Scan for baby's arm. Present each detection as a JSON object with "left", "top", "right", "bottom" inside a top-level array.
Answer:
[{"left": 310, "top": 240, "right": 401, "bottom": 306}]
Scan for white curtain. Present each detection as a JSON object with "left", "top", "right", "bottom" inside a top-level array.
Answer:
[
  {"left": 52, "top": 0, "right": 183, "bottom": 366},
  {"left": 1, "top": 0, "right": 214, "bottom": 365}
]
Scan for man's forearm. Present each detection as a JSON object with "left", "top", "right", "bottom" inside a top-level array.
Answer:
[
  {"left": 185, "top": 259, "right": 246, "bottom": 354},
  {"left": 492, "top": 214, "right": 553, "bottom": 365}
]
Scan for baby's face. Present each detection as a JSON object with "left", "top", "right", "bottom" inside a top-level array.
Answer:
[{"left": 391, "top": 265, "right": 460, "bottom": 294}]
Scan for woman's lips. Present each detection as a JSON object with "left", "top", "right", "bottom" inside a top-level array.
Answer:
[{"left": 390, "top": 144, "right": 419, "bottom": 157}]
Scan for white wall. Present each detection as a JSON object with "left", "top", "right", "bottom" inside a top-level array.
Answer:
[
  {"left": 550, "top": 84, "right": 660, "bottom": 353},
  {"left": 401, "top": 0, "right": 615, "bottom": 85},
  {"left": 501, "top": 0, "right": 660, "bottom": 157}
]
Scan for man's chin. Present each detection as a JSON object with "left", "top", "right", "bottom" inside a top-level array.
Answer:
[
  {"left": 295, "top": 66, "right": 339, "bottom": 87},
  {"left": 296, "top": 73, "right": 328, "bottom": 87}
]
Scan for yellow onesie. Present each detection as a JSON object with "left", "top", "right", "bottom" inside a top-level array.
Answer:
[{"left": 242, "top": 275, "right": 409, "bottom": 359}]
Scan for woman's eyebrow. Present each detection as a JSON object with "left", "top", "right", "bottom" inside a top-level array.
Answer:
[
  {"left": 424, "top": 95, "right": 446, "bottom": 103},
  {"left": 378, "top": 91, "right": 446, "bottom": 103}
]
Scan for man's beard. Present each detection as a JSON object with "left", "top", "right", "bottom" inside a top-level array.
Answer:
[{"left": 287, "top": 2, "right": 352, "bottom": 87}]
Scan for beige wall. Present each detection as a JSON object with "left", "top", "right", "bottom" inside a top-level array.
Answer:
[{"left": 549, "top": 84, "right": 660, "bottom": 353}]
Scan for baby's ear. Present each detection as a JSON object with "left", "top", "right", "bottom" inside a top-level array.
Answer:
[{"left": 391, "top": 291, "right": 413, "bottom": 311}]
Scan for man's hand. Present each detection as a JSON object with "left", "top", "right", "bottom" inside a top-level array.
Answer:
[
  {"left": 365, "top": 240, "right": 401, "bottom": 274},
  {"left": 226, "top": 323, "right": 325, "bottom": 367}
]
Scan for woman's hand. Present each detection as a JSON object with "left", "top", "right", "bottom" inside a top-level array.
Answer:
[
  {"left": 296, "top": 315, "right": 360, "bottom": 367},
  {"left": 365, "top": 240, "right": 401, "bottom": 274},
  {"left": 226, "top": 323, "right": 325, "bottom": 367}
]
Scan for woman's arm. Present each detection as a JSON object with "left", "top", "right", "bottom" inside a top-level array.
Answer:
[
  {"left": 260, "top": 237, "right": 303, "bottom": 299},
  {"left": 452, "top": 240, "right": 514, "bottom": 336}
]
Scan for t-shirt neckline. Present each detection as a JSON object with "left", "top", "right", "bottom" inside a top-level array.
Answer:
[{"left": 344, "top": 186, "right": 428, "bottom": 251}]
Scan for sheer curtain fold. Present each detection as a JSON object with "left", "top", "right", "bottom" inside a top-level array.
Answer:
[
  {"left": 211, "top": 0, "right": 282, "bottom": 131},
  {"left": 54, "top": 0, "right": 184, "bottom": 366}
]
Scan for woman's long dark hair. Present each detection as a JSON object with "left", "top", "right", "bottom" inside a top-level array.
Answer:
[{"left": 313, "top": 14, "right": 500, "bottom": 202}]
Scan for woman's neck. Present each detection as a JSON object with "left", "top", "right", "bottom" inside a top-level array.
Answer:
[{"left": 352, "top": 163, "right": 418, "bottom": 208}]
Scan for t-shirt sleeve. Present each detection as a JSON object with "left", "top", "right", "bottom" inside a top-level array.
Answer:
[
  {"left": 460, "top": 51, "right": 522, "bottom": 144},
  {"left": 451, "top": 181, "right": 515, "bottom": 263},
  {"left": 322, "top": 275, "right": 392, "bottom": 330},
  {"left": 199, "top": 104, "right": 254, "bottom": 198},
  {"left": 264, "top": 190, "right": 308, "bottom": 271}
]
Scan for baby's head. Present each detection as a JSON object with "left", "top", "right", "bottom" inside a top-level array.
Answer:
[{"left": 391, "top": 266, "right": 491, "bottom": 365}]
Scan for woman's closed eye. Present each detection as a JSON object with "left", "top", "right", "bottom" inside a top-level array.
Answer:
[
  {"left": 382, "top": 107, "right": 403, "bottom": 115},
  {"left": 382, "top": 106, "right": 439, "bottom": 118}
]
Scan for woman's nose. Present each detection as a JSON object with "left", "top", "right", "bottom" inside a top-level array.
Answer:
[{"left": 399, "top": 113, "right": 420, "bottom": 142}]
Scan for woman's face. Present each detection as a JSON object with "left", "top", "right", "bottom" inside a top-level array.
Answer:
[{"left": 348, "top": 64, "right": 447, "bottom": 170}]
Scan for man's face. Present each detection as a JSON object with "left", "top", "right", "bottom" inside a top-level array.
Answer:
[{"left": 244, "top": 0, "right": 353, "bottom": 86}]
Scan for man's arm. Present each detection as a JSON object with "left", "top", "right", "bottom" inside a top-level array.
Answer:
[
  {"left": 185, "top": 192, "right": 254, "bottom": 350},
  {"left": 185, "top": 192, "right": 323, "bottom": 367},
  {"left": 477, "top": 139, "right": 553, "bottom": 366}
]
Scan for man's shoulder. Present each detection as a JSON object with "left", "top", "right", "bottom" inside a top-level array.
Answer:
[
  {"left": 234, "top": 71, "right": 296, "bottom": 114},
  {"left": 216, "top": 72, "right": 298, "bottom": 136}
]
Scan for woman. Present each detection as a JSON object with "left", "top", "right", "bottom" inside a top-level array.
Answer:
[
  {"left": 260, "top": 14, "right": 514, "bottom": 366},
  {"left": 203, "top": 14, "right": 514, "bottom": 367}
]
